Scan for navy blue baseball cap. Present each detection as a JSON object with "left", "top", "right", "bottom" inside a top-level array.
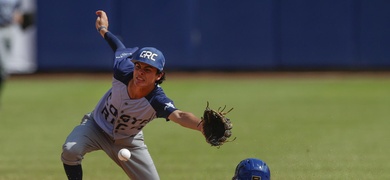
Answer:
[{"left": 131, "top": 47, "right": 165, "bottom": 71}]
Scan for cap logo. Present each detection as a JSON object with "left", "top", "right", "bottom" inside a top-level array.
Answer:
[{"left": 139, "top": 50, "right": 158, "bottom": 61}]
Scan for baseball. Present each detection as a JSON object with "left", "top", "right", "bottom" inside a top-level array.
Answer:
[{"left": 118, "top": 148, "right": 131, "bottom": 161}]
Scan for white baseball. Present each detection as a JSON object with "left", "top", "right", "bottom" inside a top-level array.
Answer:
[{"left": 118, "top": 148, "right": 131, "bottom": 161}]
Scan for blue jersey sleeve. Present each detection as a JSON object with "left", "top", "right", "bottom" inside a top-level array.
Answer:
[
  {"left": 113, "top": 48, "right": 139, "bottom": 83},
  {"left": 146, "top": 87, "right": 178, "bottom": 119},
  {"left": 104, "top": 31, "right": 126, "bottom": 51},
  {"left": 103, "top": 31, "right": 139, "bottom": 83}
]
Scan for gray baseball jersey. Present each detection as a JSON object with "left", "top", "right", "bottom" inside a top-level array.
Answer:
[{"left": 93, "top": 47, "right": 177, "bottom": 140}]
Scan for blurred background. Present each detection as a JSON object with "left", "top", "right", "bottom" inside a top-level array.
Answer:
[{"left": 3, "top": 0, "right": 390, "bottom": 74}]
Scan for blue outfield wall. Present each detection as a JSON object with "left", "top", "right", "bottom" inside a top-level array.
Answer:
[{"left": 37, "top": 0, "right": 390, "bottom": 72}]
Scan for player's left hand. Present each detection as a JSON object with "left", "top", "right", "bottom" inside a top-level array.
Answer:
[{"left": 200, "top": 102, "right": 235, "bottom": 147}]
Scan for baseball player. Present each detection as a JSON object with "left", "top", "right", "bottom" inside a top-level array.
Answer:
[
  {"left": 232, "top": 158, "right": 271, "bottom": 180},
  {"left": 61, "top": 10, "right": 204, "bottom": 180},
  {"left": 0, "top": 0, "right": 22, "bottom": 100}
]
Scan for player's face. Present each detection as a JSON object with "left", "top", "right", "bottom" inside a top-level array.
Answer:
[{"left": 133, "top": 62, "right": 162, "bottom": 87}]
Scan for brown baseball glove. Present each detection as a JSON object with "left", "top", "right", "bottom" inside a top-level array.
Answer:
[{"left": 200, "top": 102, "right": 235, "bottom": 147}]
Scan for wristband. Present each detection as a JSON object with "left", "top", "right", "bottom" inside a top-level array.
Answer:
[{"left": 97, "top": 26, "right": 107, "bottom": 32}]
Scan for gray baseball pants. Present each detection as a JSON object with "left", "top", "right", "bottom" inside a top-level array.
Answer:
[{"left": 61, "top": 113, "right": 160, "bottom": 180}]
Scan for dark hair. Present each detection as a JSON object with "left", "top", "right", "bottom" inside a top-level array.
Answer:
[{"left": 156, "top": 71, "right": 166, "bottom": 84}]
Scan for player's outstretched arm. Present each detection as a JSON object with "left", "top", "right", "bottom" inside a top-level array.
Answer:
[
  {"left": 95, "top": 10, "right": 125, "bottom": 51},
  {"left": 169, "top": 110, "right": 203, "bottom": 132}
]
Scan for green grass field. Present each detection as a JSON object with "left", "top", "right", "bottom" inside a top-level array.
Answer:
[{"left": 0, "top": 73, "right": 389, "bottom": 180}]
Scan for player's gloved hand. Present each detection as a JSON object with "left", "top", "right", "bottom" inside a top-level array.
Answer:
[{"left": 200, "top": 102, "right": 235, "bottom": 147}]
